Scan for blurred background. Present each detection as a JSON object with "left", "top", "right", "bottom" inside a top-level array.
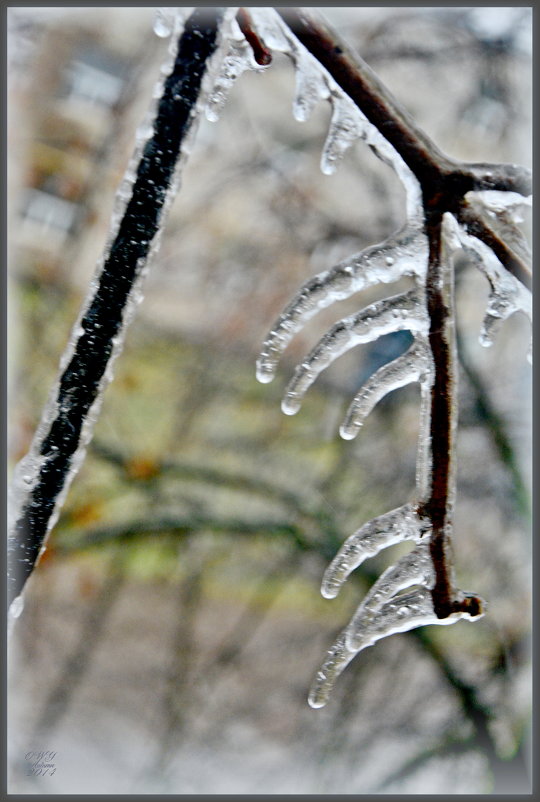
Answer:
[{"left": 7, "top": 6, "right": 532, "bottom": 794}]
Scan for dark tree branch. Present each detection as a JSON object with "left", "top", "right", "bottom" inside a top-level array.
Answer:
[
  {"left": 8, "top": 8, "right": 226, "bottom": 608},
  {"left": 54, "top": 516, "right": 307, "bottom": 553},
  {"left": 237, "top": 8, "right": 273, "bottom": 65},
  {"left": 275, "top": 6, "right": 453, "bottom": 186},
  {"left": 275, "top": 6, "right": 528, "bottom": 621},
  {"left": 421, "top": 212, "right": 459, "bottom": 617},
  {"left": 275, "top": 8, "right": 531, "bottom": 284}
]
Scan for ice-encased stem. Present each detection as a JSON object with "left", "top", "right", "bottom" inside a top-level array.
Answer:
[
  {"left": 308, "top": 586, "right": 484, "bottom": 708},
  {"left": 321, "top": 503, "right": 426, "bottom": 599},
  {"left": 7, "top": 8, "right": 229, "bottom": 610},
  {"left": 205, "top": 16, "right": 268, "bottom": 123},
  {"left": 256, "top": 226, "right": 427, "bottom": 384},
  {"left": 446, "top": 210, "right": 532, "bottom": 354},
  {"left": 345, "top": 542, "right": 434, "bottom": 650},
  {"left": 281, "top": 289, "right": 428, "bottom": 416},
  {"left": 340, "top": 336, "right": 431, "bottom": 440}
]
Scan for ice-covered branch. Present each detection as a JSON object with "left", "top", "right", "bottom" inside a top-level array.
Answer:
[
  {"left": 8, "top": 7, "right": 230, "bottom": 612},
  {"left": 321, "top": 503, "right": 428, "bottom": 600},
  {"left": 456, "top": 196, "right": 532, "bottom": 292},
  {"left": 281, "top": 289, "right": 428, "bottom": 416},
  {"left": 340, "top": 336, "right": 431, "bottom": 440},
  {"left": 274, "top": 6, "right": 454, "bottom": 186},
  {"left": 465, "top": 161, "right": 532, "bottom": 198},
  {"left": 256, "top": 226, "right": 427, "bottom": 384},
  {"left": 446, "top": 210, "right": 532, "bottom": 358},
  {"left": 251, "top": 7, "right": 526, "bottom": 705},
  {"left": 308, "top": 586, "right": 483, "bottom": 709}
]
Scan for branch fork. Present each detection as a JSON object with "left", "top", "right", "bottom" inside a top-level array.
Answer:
[{"left": 250, "top": 8, "right": 531, "bottom": 704}]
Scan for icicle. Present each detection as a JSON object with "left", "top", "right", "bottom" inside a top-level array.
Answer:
[
  {"left": 321, "top": 503, "right": 427, "bottom": 599},
  {"left": 248, "top": 8, "right": 423, "bottom": 219},
  {"left": 292, "top": 47, "right": 330, "bottom": 122},
  {"left": 256, "top": 226, "right": 428, "bottom": 385},
  {"left": 9, "top": 594, "right": 24, "bottom": 620},
  {"left": 205, "top": 18, "right": 268, "bottom": 123},
  {"left": 281, "top": 289, "right": 428, "bottom": 416},
  {"left": 153, "top": 8, "right": 176, "bottom": 39},
  {"left": 447, "top": 214, "right": 531, "bottom": 352},
  {"left": 340, "top": 336, "right": 431, "bottom": 440},
  {"left": 308, "top": 632, "right": 356, "bottom": 709},
  {"left": 345, "top": 542, "right": 434, "bottom": 650},
  {"left": 309, "top": 587, "right": 484, "bottom": 708},
  {"left": 248, "top": 7, "right": 330, "bottom": 121},
  {"left": 321, "top": 93, "right": 369, "bottom": 174},
  {"left": 8, "top": 594, "right": 25, "bottom": 637}
]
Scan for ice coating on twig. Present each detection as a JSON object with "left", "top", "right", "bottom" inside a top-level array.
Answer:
[
  {"left": 447, "top": 214, "right": 532, "bottom": 353},
  {"left": 471, "top": 189, "right": 532, "bottom": 217},
  {"left": 153, "top": 7, "right": 179, "bottom": 39},
  {"left": 281, "top": 289, "right": 428, "bottom": 416},
  {"left": 321, "top": 503, "right": 426, "bottom": 599},
  {"left": 340, "top": 336, "right": 431, "bottom": 440},
  {"left": 347, "top": 588, "right": 485, "bottom": 655},
  {"left": 321, "top": 93, "right": 368, "bottom": 174},
  {"left": 248, "top": 7, "right": 422, "bottom": 218},
  {"left": 8, "top": 9, "right": 236, "bottom": 615},
  {"left": 465, "top": 190, "right": 532, "bottom": 266},
  {"left": 205, "top": 18, "right": 268, "bottom": 123},
  {"left": 415, "top": 382, "right": 433, "bottom": 500},
  {"left": 256, "top": 227, "right": 428, "bottom": 384},
  {"left": 309, "top": 587, "right": 484, "bottom": 708},
  {"left": 345, "top": 542, "right": 434, "bottom": 649}
]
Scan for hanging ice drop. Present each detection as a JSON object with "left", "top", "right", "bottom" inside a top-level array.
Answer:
[{"left": 153, "top": 8, "right": 175, "bottom": 39}]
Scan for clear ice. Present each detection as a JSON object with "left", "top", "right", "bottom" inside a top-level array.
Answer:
[
  {"left": 321, "top": 503, "right": 427, "bottom": 599},
  {"left": 205, "top": 17, "right": 270, "bottom": 123},
  {"left": 8, "top": 8, "right": 237, "bottom": 620},
  {"left": 445, "top": 210, "right": 532, "bottom": 354},
  {"left": 247, "top": 8, "right": 527, "bottom": 707},
  {"left": 340, "top": 336, "right": 431, "bottom": 439},
  {"left": 281, "top": 289, "right": 428, "bottom": 416},
  {"left": 256, "top": 226, "right": 428, "bottom": 385},
  {"left": 309, "top": 586, "right": 484, "bottom": 708}
]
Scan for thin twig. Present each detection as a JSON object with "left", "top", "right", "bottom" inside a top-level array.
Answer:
[{"left": 237, "top": 7, "right": 272, "bottom": 65}]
